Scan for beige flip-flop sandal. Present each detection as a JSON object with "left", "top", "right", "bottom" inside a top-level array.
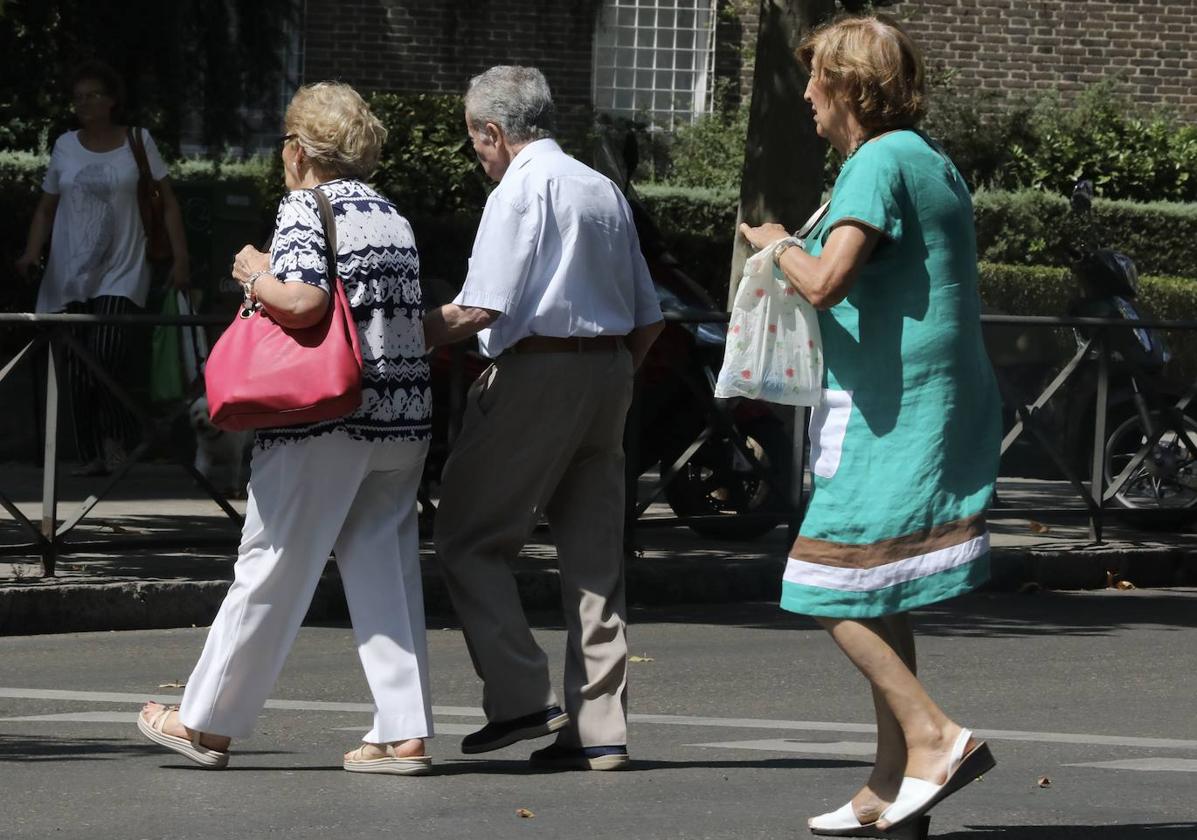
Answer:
[
  {"left": 137, "top": 704, "right": 230, "bottom": 770},
  {"left": 343, "top": 743, "right": 432, "bottom": 776}
]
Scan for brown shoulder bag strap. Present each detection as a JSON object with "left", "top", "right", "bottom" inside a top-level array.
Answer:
[
  {"left": 127, "top": 127, "right": 152, "bottom": 181},
  {"left": 308, "top": 187, "right": 339, "bottom": 287}
]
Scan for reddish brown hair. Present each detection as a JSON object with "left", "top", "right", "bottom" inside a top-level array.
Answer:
[{"left": 798, "top": 14, "right": 927, "bottom": 132}]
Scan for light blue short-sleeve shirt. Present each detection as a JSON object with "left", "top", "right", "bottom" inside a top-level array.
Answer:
[{"left": 454, "top": 139, "right": 663, "bottom": 357}]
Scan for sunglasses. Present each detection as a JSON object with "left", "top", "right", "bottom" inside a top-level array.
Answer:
[{"left": 279, "top": 133, "right": 296, "bottom": 146}]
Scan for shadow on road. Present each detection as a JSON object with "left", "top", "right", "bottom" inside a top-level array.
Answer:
[
  {"left": 616, "top": 590, "right": 1197, "bottom": 638},
  {"left": 940, "top": 824, "right": 1197, "bottom": 838},
  {"left": 431, "top": 757, "right": 871, "bottom": 775},
  {"left": 0, "top": 733, "right": 288, "bottom": 763}
]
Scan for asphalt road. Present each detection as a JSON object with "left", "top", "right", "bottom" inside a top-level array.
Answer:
[{"left": 1, "top": 590, "right": 1195, "bottom": 840}]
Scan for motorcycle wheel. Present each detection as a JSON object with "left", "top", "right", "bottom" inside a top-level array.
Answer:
[
  {"left": 1103, "top": 411, "right": 1197, "bottom": 515},
  {"left": 661, "top": 415, "right": 790, "bottom": 541}
]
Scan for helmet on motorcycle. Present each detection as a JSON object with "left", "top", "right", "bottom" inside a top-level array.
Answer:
[{"left": 1079, "top": 248, "right": 1139, "bottom": 298}]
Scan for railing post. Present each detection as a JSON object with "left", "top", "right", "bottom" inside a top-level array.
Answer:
[
  {"left": 1089, "top": 330, "right": 1109, "bottom": 544},
  {"left": 40, "top": 333, "right": 61, "bottom": 577}
]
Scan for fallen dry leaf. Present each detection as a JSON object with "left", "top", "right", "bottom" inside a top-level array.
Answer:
[
  {"left": 516, "top": 808, "right": 535, "bottom": 819},
  {"left": 157, "top": 681, "right": 186, "bottom": 689},
  {"left": 1027, "top": 520, "right": 1051, "bottom": 535},
  {"left": 629, "top": 654, "right": 654, "bottom": 663},
  {"left": 1037, "top": 775, "right": 1052, "bottom": 788}
]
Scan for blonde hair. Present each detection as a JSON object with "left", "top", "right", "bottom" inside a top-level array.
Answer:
[
  {"left": 798, "top": 14, "right": 927, "bottom": 133},
  {"left": 284, "top": 82, "right": 387, "bottom": 179}
]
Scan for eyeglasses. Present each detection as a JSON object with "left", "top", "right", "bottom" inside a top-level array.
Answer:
[
  {"left": 73, "top": 91, "right": 109, "bottom": 104},
  {"left": 279, "top": 133, "right": 296, "bottom": 146}
]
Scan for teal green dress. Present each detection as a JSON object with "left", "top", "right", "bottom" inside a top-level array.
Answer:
[{"left": 779, "top": 130, "right": 1001, "bottom": 619}]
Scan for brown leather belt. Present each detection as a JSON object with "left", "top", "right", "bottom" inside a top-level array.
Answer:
[{"left": 506, "top": 335, "right": 624, "bottom": 354}]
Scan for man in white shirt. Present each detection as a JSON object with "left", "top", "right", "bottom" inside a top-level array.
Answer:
[{"left": 424, "top": 65, "right": 664, "bottom": 771}]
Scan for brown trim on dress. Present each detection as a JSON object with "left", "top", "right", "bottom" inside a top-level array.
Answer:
[{"left": 789, "top": 514, "right": 987, "bottom": 569}]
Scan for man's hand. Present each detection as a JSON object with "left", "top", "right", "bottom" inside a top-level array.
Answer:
[{"left": 424, "top": 304, "right": 501, "bottom": 349}]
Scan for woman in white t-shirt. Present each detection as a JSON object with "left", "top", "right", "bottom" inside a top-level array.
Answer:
[{"left": 15, "top": 61, "right": 190, "bottom": 475}]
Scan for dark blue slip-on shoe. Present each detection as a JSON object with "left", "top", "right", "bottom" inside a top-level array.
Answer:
[
  {"left": 460, "top": 706, "right": 570, "bottom": 754},
  {"left": 528, "top": 742, "right": 630, "bottom": 771}
]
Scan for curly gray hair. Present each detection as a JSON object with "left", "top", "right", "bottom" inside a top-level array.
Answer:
[{"left": 464, "top": 65, "right": 556, "bottom": 144}]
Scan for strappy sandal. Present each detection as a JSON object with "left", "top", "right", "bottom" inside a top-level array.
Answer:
[
  {"left": 137, "top": 704, "right": 230, "bottom": 770},
  {"left": 343, "top": 743, "right": 432, "bottom": 776}
]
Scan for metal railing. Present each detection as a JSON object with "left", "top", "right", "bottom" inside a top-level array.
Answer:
[
  {"left": 2, "top": 309, "right": 1197, "bottom": 576},
  {"left": 0, "top": 312, "right": 239, "bottom": 576}
]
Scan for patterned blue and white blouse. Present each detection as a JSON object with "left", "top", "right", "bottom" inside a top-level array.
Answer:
[{"left": 256, "top": 178, "right": 431, "bottom": 448}]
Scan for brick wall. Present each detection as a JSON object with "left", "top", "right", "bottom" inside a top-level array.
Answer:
[
  {"left": 303, "top": 0, "right": 600, "bottom": 135},
  {"left": 305, "top": 1, "right": 1197, "bottom": 127},
  {"left": 887, "top": 0, "right": 1197, "bottom": 118}
]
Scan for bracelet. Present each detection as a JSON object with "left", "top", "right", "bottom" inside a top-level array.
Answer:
[{"left": 242, "top": 270, "right": 268, "bottom": 301}]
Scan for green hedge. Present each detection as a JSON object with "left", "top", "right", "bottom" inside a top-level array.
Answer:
[
  {"left": 973, "top": 189, "right": 1197, "bottom": 280},
  {"left": 634, "top": 184, "right": 1197, "bottom": 299}
]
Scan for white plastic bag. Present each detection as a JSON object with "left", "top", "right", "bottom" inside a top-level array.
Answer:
[
  {"left": 714, "top": 237, "right": 823, "bottom": 407},
  {"left": 176, "top": 290, "right": 209, "bottom": 384}
]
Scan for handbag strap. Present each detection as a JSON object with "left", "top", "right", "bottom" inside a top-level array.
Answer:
[
  {"left": 127, "top": 127, "right": 152, "bottom": 182},
  {"left": 795, "top": 200, "right": 831, "bottom": 240},
  {"left": 308, "top": 187, "right": 339, "bottom": 286}
]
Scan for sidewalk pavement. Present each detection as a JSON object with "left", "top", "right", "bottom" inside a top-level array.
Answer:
[{"left": 2, "top": 462, "right": 1195, "bottom": 635}]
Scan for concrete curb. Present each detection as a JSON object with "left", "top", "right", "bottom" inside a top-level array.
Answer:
[{"left": 2, "top": 546, "right": 1195, "bottom": 636}]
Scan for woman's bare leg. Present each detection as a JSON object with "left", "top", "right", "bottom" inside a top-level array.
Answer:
[
  {"left": 818, "top": 616, "right": 970, "bottom": 799},
  {"left": 841, "top": 614, "right": 916, "bottom": 822}
]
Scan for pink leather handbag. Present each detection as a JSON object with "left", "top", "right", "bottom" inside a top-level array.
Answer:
[{"left": 205, "top": 188, "right": 363, "bottom": 431}]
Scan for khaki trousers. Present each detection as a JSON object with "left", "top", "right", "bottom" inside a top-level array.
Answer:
[{"left": 435, "top": 348, "right": 634, "bottom": 748}]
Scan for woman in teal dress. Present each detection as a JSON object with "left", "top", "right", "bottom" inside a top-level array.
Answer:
[{"left": 741, "top": 15, "right": 1000, "bottom": 836}]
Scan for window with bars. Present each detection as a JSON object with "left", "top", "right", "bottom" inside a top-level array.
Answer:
[{"left": 592, "top": 0, "right": 719, "bottom": 130}]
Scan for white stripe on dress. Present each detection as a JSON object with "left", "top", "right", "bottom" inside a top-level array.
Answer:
[{"left": 784, "top": 532, "right": 989, "bottom": 592}]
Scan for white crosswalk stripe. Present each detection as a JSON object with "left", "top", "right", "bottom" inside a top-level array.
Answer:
[{"left": 3, "top": 685, "right": 1197, "bottom": 774}]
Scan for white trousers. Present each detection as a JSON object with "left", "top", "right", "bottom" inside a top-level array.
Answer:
[{"left": 178, "top": 433, "right": 433, "bottom": 743}]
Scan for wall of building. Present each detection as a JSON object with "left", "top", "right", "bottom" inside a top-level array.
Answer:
[
  {"left": 305, "top": 1, "right": 1197, "bottom": 127},
  {"left": 303, "top": 0, "right": 601, "bottom": 133},
  {"left": 890, "top": 0, "right": 1197, "bottom": 118},
  {"left": 730, "top": 0, "right": 1197, "bottom": 120}
]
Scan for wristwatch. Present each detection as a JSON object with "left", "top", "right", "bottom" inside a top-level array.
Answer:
[{"left": 773, "top": 237, "right": 799, "bottom": 268}]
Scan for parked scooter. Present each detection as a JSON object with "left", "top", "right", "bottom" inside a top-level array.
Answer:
[
  {"left": 421, "top": 134, "right": 791, "bottom": 540},
  {"left": 996, "top": 180, "right": 1197, "bottom": 514}
]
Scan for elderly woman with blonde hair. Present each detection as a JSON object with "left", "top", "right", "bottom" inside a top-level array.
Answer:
[
  {"left": 741, "top": 15, "right": 1001, "bottom": 835},
  {"left": 137, "top": 82, "right": 434, "bottom": 776}
]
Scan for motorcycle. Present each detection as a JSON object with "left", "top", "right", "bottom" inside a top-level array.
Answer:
[
  {"left": 995, "top": 179, "right": 1197, "bottom": 516},
  {"left": 420, "top": 134, "right": 791, "bottom": 540}
]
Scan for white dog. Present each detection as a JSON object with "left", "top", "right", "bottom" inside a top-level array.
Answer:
[{"left": 190, "top": 395, "right": 252, "bottom": 499}]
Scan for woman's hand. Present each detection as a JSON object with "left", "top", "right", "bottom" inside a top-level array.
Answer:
[
  {"left": 13, "top": 252, "right": 39, "bottom": 282},
  {"left": 168, "top": 258, "right": 191, "bottom": 291},
  {"left": 231, "top": 245, "right": 270, "bottom": 285},
  {"left": 739, "top": 222, "right": 790, "bottom": 251}
]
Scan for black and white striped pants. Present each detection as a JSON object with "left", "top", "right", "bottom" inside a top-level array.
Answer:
[{"left": 61, "top": 295, "right": 142, "bottom": 464}]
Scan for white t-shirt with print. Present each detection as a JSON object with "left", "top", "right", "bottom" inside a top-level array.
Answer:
[{"left": 36, "top": 128, "right": 168, "bottom": 313}]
